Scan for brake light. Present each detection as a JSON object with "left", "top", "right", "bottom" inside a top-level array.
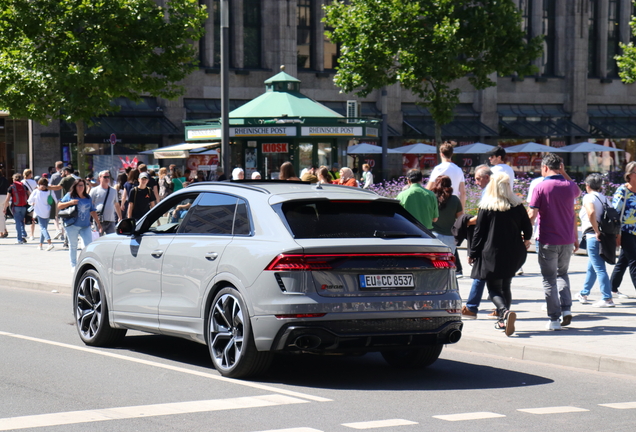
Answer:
[
  {"left": 265, "top": 252, "right": 455, "bottom": 271},
  {"left": 266, "top": 254, "right": 333, "bottom": 271},
  {"left": 275, "top": 313, "right": 327, "bottom": 319}
]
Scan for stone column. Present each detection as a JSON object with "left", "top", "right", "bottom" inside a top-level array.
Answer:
[
  {"left": 202, "top": 0, "right": 214, "bottom": 68},
  {"left": 598, "top": 0, "right": 609, "bottom": 78},
  {"left": 564, "top": 0, "right": 589, "bottom": 136},
  {"left": 476, "top": 73, "right": 498, "bottom": 145},
  {"left": 232, "top": 0, "right": 244, "bottom": 69}
]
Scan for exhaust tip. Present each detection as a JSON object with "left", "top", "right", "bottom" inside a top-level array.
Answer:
[
  {"left": 293, "top": 335, "right": 322, "bottom": 350},
  {"left": 447, "top": 329, "right": 462, "bottom": 344}
]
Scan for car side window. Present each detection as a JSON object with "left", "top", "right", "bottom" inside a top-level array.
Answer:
[
  {"left": 144, "top": 194, "right": 199, "bottom": 234},
  {"left": 234, "top": 199, "right": 251, "bottom": 235},
  {"left": 179, "top": 193, "right": 237, "bottom": 235}
]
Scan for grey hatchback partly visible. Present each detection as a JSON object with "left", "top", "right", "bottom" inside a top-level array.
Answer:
[{"left": 72, "top": 181, "right": 462, "bottom": 378}]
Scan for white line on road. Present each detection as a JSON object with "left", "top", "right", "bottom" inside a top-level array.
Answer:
[
  {"left": 432, "top": 412, "right": 506, "bottom": 422},
  {"left": 0, "top": 330, "right": 331, "bottom": 403},
  {"left": 599, "top": 402, "right": 636, "bottom": 409},
  {"left": 517, "top": 406, "right": 589, "bottom": 415},
  {"left": 0, "top": 394, "right": 306, "bottom": 431},
  {"left": 342, "top": 419, "right": 418, "bottom": 429},
  {"left": 252, "top": 428, "right": 323, "bottom": 432}
]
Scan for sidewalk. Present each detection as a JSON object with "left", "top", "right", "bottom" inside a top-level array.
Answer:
[{"left": 1, "top": 219, "right": 635, "bottom": 376}]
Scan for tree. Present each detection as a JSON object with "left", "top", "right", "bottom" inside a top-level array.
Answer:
[
  {"left": 617, "top": 1, "right": 636, "bottom": 84},
  {"left": 323, "top": 0, "right": 543, "bottom": 151},
  {"left": 0, "top": 0, "right": 207, "bottom": 172}
]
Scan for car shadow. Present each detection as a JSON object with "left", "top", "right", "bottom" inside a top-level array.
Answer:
[{"left": 111, "top": 334, "right": 553, "bottom": 391}]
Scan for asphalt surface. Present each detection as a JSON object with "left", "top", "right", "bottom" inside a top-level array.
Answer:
[{"left": 1, "top": 218, "right": 635, "bottom": 378}]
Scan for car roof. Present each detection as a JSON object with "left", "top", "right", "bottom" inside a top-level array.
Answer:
[{"left": 185, "top": 181, "right": 388, "bottom": 202}]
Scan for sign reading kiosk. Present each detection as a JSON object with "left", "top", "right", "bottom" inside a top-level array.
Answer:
[{"left": 262, "top": 143, "right": 289, "bottom": 153}]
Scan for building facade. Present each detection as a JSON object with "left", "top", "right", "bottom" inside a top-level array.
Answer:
[{"left": 3, "top": 0, "right": 635, "bottom": 179}]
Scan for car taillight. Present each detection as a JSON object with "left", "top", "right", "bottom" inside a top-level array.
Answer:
[
  {"left": 265, "top": 254, "right": 333, "bottom": 271},
  {"left": 265, "top": 252, "right": 455, "bottom": 271}
]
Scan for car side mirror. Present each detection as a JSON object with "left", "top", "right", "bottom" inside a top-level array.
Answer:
[{"left": 116, "top": 218, "right": 137, "bottom": 236}]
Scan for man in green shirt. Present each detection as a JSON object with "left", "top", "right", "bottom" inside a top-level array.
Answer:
[{"left": 396, "top": 169, "right": 438, "bottom": 230}]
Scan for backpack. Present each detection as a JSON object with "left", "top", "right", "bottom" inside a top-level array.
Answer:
[
  {"left": 10, "top": 182, "right": 28, "bottom": 207},
  {"left": 595, "top": 194, "right": 621, "bottom": 236}
]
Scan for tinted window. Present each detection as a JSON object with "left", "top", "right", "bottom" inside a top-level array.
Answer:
[
  {"left": 144, "top": 193, "right": 199, "bottom": 234},
  {"left": 180, "top": 193, "right": 237, "bottom": 235},
  {"left": 280, "top": 200, "right": 433, "bottom": 239},
  {"left": 234, "top": 199, "right": 251, "bottom": 235}
]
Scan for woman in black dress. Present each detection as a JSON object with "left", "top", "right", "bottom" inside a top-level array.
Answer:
[{"left": 468, "top": 172, "right": 532, "bottom": 336}]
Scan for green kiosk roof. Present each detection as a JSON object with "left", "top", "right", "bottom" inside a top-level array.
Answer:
[{"left": 229, "top": 68, "right": 343, "bottom": 119}]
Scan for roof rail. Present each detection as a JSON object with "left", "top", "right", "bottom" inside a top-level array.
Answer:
[{"left": 186, "top": 181, "right": 271, "bottom": 194}]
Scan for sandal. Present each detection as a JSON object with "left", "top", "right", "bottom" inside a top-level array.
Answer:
[
  {"left": 504, "top": 310, "right": 516, "bottom": 336},
  {"left": 494, "top": 321, "right": 506, "bottom": 331}
]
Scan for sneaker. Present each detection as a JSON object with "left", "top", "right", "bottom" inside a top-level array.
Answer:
[
  {"left": 516, "top": 267, "right": 524, "bottom": 276},
  {"left": 456, "top": 272, "right": 463, "bottom": 279},
  {"left": 62, "top": 243, "right": 69, "bottom": 249},
  {"left": 487, "top": 309, "right": 499, "bottom": 319},
  {"left": 561, "top": 311, "right": 572, "bottom": 327},
  {"left": 29, "top": 236, "right": 35, "bottom": 241},
  {"left": 592, "top": 299, "right": 615, "bottom": 308},
  {"left": 46, "top": 244, "right": 54, "bottom": 251},
  {"left": 614, "top": 291, "right": 630, "bottom": 299},
  {"left": 20, "top": 238, "right": 27, "bottom": 244},
  {"left": 53, "top": 231, "right": 62, "bottom": 240},
  {"left": 504, "top": 311, "right": 516, "bottom": 336},
  {"left": 541, "top": 303, "right": 548, "bottom": 312},
  {"left": 36, "top": 245, "right": 43, "bottom": 250},
  {"left": 577, "top": 293, "right": 590, "bottom": 304},
  {"left": 15, "top": 240, "right": 24, "bottom": 245},
  {"left": 546, "top": 320, "right": 562, "bottom": 331},
  {"left": 461, "top": 306, "right": 477, "bottom": 320},
  {"left": 71, "top": 266, "right": 76, "bottom": 273}
]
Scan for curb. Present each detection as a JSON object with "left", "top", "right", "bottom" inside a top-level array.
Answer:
[
  {"left": 0, "top": 278, "right": 71, "bottom": 295},
  {"left": 449, "top": 336, "right": 636, "bottom": 377}
]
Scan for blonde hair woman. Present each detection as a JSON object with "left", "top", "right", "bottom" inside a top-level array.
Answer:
[
  {"left": 158, "top": 167, "right": 173, "bottom": 201},
  {"left": 468, "top": 173, "right": 532, "bottom": 336}
]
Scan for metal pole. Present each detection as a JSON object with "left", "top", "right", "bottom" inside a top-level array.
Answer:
[
  {"left": 221, "top": 0, "right": 230, "bottom": 173},
  {"left": 381, "top": 87, "right": 388, "bottom": 181}
]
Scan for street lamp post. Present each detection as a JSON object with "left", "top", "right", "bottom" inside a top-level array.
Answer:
[{"left": 220, "top": 0, "right": 230, "bottom": 174}]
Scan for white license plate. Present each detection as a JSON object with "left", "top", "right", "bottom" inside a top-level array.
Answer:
[{"left": 359, "top": 274, "right": 414, "bottom": 289}]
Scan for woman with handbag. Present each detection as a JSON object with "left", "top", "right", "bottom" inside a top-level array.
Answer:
[
  {"left": 26, "top": 178, "right": 58, "bottom": 251},
  {"left": 58, "top": 179, "right": 102, "bottom": 270}
]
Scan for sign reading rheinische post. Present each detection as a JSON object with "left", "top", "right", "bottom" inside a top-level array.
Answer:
[
  {"left": 301, "top": 126, "right": 363, "bottom": 136},
  {"left": 231, "top": 126, "right": 296, "bottom": 137}
]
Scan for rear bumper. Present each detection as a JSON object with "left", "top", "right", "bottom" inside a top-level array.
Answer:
[{"left": 270, "top": 317, "right": 462, "bottom": 353}]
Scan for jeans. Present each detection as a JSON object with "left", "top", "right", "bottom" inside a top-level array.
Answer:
[
  {"left": 12, "top": 206, "right": 27, "bottom": 242},
  {"left": 486, "top": 278, "right": 512, "bottom": 320},
  {"left": 434, "top": 232, "right": 456, "bottom": 254},
  {"left": 581, "top": 235, "right": 612, "bottom": 300},
  {"left": 65, "top": 224, "right": 93, "bottom": 267},
  {"left": 610, "top": 233, "right": 636, "bottom": 293},
  {"left": 537, "top": 243, "right": 573, "bottom": 321},
  {"left": 101, "top": 221, "right": 116, "bottom": 235},
  {"left": 37, "top": 217, "right": 51, "bottom": 243},
  {"left": 465, "top": 278, "right": 487, "bottom": 313}
]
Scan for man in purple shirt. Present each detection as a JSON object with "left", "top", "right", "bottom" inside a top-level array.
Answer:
[{"left": 528, "top": 153, "right": 580, "bottom": 331}]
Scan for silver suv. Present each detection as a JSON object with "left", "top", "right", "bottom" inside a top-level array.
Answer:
[{"left": 73, "top": 181, "right": 462, "bottom": 378}]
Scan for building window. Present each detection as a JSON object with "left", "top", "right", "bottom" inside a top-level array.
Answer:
[
  {"left": 607, "top": 0, "right": 620, "bottom": 77},
  {"left": 297, "top": 0, "right": 312, "bottom": 69},
  {"left": 588, "top": 0, "right": 598, "bottom": 77},
  {"left": 520, "top": 0, "right": 532, "bottom": 39},
  {"left": 323, "top": 26, "right": 339, "bottom": 70},
  {"left": 541, "top": 0, "right": 556, "bottom": 76},
  {"left": 244, "top": 0, "right": 261, "bottom": 68}
]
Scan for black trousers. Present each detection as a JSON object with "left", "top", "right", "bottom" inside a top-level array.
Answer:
[
  {"left": 610, "top": 233, "right": 636, "bottom": 293},
  {"left": 486, "top": 277, "right": 512, "bottom": 320}
]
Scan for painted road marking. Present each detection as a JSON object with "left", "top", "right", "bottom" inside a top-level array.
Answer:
[
  {"left": 517, "top": 406, "right": 589, "bottom": 415},
  {"left": 0, "top": 394, "right": 306, "bottom": 431},
  {"left": 342, "top": 419, "right": 418, "bottom": 429},
  {"left": 432, "top": 412, "right": 505, "bottom": 421},
  {"left": 599, "top": 402, "right": 636, "bottom": 409},
  {"left": 0, "top": 331, "right": 331, "bottom": 403}
]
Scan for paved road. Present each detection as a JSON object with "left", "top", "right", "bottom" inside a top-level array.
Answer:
[{"left": 1, "top": 286, "right": 636, "bottom": 432}]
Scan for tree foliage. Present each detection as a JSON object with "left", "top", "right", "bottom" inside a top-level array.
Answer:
[
  {"left": 0, "top": 0, "right": 207, "bottom": 125},
  {"left": 617, "top": 2, "right": 636, "bottom": 83},
  {"left": 324, "top": 0, "right": 543, "bottom": 144}
]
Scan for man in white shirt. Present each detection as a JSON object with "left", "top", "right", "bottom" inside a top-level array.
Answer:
[
  {"left": 486, "top": 146, "right": 515, "bottom": 182},
  {"left": 90, "top": 170, "right": 122, "bottom": 235},
  {"left": 426, "top": 142, "right": 466, "bottom": 207}
]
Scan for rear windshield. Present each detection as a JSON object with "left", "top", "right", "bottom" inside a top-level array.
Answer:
[{"left": 278, "top": 200, "right": 433, "bottom": 239}]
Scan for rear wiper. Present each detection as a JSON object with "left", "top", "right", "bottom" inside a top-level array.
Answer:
[{"left": 373, "top": 230, "right": 421, "bottom": 238}]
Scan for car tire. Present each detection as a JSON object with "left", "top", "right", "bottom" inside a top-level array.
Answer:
[
  {"left": 207, "top": 287, "right": 272, "bottom": 378},
  {"left": 74, "top": 269, "right": 126, "bottom": 346},
  {"left": 381, "top": 344, "right": 443, "bottom": 368}
]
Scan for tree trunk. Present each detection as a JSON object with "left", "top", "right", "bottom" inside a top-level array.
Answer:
[
  {"left": 434, "top": 121, "right": 442, "bottom": 164},
  {"left": 76, "top": 120, "right": 85, "bottom": 176}
]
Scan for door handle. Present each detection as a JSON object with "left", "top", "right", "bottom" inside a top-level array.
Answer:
[
  {"left": 205, "top": 252, "right": 219, "bottom": 261},
  {"left": 151, "top": 249, "right": 164, "bottom": 258}
]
